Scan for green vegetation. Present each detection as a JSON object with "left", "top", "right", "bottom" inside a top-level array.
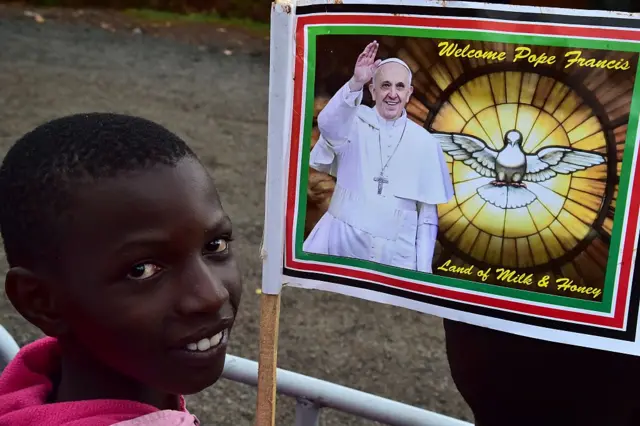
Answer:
[
  {"left": 16, "top": 0, "right": 271, "bottom": 34},
  {"left": 28, "top": 0, "right": 62, "bottom": 5},
  {"left": 123, "top": 8, "right": 269, "bottom": 33}
]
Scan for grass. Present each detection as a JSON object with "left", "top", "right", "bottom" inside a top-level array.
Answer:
[{"left": 123, "top": 8, "right": 269, "bottom": 35}]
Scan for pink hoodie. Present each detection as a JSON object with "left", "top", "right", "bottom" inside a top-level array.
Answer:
[{"left": 0, "top": 337, "right": 199, "bottom": 425}]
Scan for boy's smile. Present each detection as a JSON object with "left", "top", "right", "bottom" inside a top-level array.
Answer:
[{"left": 47, "top": 156, "right": 242, "bottom": 397}]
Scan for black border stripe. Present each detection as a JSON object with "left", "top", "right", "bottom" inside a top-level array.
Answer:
[
  {"left": 296, "top": 4, "right": 640, "bottom": 31},
  {"left": 284, "top": 255, "right": 640, "bottom": 341},
  {"left": 292, "top": 1, "right": 640, "bottom": 346}
]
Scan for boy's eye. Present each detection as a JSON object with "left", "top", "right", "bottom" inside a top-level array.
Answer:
[
  {"left": 128, "top": 263, "right": 161, "bottom": 280},
  {"left": 205, "top": 238, "right": 229, "bottom": 254}
]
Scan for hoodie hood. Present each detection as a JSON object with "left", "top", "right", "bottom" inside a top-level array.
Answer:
[{"left": 0, "top": 337, "right": 197, "bottom": 426}]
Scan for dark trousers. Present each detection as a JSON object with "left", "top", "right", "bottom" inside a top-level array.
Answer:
[
  {"left": 589, "top": 0, "right": 639, "bottom": 12},
  {"left": 444, "top": 320, "right": 640, "bottom": 426}
]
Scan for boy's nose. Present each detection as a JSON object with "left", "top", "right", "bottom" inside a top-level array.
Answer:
[{"left": 176, "top": 257, "right": 230, "bottom": 316}]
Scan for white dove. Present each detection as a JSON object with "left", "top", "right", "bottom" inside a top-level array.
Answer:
[{"left": 432, "top": 129, "right": 606, "bottom": 209}]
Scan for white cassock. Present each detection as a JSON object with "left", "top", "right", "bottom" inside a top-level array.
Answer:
[{"left": 303, "top": 81, "right": 454, "bottom": 273}]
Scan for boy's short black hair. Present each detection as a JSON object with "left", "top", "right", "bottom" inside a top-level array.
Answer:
[{"left": 0, "top": 113, "right": 195, "bottom": 272}]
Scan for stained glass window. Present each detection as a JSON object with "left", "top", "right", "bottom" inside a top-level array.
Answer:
[{"left": 384, "top": 37, "right": 635, "bottom": 297}]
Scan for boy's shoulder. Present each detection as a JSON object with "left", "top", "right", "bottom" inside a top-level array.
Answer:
[
  {"left": 0, "top": 337, "right": 196, "bottom": 426},
  {"left": 112, "top": 410, "right": 199, "bottom": 425}
]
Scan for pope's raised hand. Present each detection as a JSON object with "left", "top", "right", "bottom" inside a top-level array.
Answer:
[{"left": 349, "top": 41, "right": 381, "bottom": 91}]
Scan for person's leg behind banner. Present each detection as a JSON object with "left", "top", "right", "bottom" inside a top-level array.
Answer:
[{"left": 444, "top": 319, "right": 640, "bottom": 426}]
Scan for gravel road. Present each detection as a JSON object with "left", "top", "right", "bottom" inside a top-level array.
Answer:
[{"left": 0, "top": 6, "right": 472, "bottom": 425}]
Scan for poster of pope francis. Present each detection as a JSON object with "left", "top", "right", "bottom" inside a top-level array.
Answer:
[{"left": 275, "top": 0, "right": 640, "bottom": 356}]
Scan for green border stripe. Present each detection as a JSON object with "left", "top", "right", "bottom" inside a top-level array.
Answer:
[
  {"left": 293, "top": 24, "right": 640, "bottom": 313},
  {"left": 602, "top": 63, "right": 640, "bottom": 305}
]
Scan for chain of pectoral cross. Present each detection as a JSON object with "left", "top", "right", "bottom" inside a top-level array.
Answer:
[{"left": 373, "top": 119, "right": 408, "bottom": 195}]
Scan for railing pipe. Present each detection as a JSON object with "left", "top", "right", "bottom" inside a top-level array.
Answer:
[
  {"left": 222, "top": 355, "right": 473, "bottom": 426},
  {"left": 0, "top": 326, "right": 19, "bottom": 370}
]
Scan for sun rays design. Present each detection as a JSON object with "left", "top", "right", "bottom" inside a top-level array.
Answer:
[
  {"left": 378, "top": 37, "right": 636, "bottom": 295},
  {"left": 433, "top": 71, "right": 609, "bottom": 270}
]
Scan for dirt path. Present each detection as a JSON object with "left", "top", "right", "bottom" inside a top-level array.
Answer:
[{"left": 0, "top": 5, "right": 472, "bottom": 424}]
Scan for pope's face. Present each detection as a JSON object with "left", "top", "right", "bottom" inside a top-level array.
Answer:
[{"left": 369, "top": 63, "right": 413, "bottom": 120}]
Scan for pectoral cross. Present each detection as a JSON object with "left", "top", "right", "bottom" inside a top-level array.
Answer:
[{"left": 373, "top": 172, "right": 389, "bottom": 195}]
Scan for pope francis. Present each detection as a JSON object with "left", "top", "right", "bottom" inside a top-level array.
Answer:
[{"left": 303, "top": 41, "right": 454, "bottom": 273}]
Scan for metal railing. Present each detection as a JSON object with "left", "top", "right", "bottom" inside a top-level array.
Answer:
[
  {"left": 0, "top": 325, "right": 472, "bottom": 426},
  {"left": 0, "top": 325, "right": 19, "bottom": 371}
]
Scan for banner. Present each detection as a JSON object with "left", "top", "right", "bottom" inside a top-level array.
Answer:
[{"left": 265, "top": 0, "right": 640, "bottom": 355}]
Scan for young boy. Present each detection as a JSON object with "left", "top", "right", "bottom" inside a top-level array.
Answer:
[{"left": 0, "top": 113, "right": 242, "bottom": 425}]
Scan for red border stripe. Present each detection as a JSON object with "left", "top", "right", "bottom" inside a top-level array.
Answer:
[
  {"left": 284, "top": 15, "right": 640, "bottom": 330},
  {"left": 298, "top": 14, "right": 640, "bottom": 42}
]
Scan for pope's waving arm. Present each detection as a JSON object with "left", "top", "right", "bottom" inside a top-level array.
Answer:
[{"left": 317, "top": 41, "right": 381, "bottom": 147}]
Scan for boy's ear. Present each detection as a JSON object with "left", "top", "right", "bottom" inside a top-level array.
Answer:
[{"left": 5, "top": 267, "right": 69, "bottom": 337}]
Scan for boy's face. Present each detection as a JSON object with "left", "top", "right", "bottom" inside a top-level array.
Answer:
[{"left": 46, "top": 157, "right": 242, "bottom": 395}]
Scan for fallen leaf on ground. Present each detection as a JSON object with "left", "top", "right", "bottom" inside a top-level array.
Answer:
[
  {"left": 100, "top": 22, "right": 115, "bottom": 32},
  {"left": 24, "top": 10, "right": 45, "bottom": 23}
]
